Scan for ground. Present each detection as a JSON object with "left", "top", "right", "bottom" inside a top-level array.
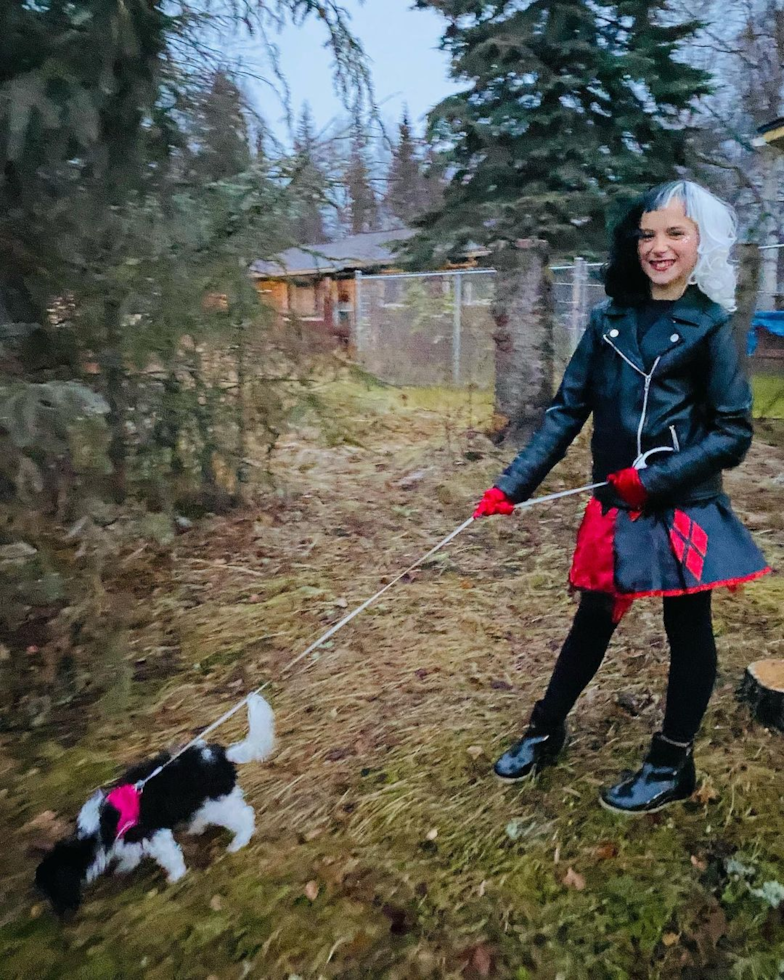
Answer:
[{"left": 1, "top": 381, "right": 783, "bottom": 980}]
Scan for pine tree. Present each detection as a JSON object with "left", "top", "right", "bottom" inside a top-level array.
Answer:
[
  {"left": 345, "top": 113, "right": 378, "bottom": 235},
  {"left": 386, "top": 110, "right": 432, "bottom": 226},
  {"left": 410, "top": 0, "right": 712, "bottom": 259},
  {"left": 290, "top": 104, "right": 329, "bottom": 244},
  {"left": 187, "top": 71, "right": 252, "bottom": 183}
]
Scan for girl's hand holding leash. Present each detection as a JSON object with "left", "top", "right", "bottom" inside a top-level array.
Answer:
[
  {"left": 473, "top": 487, "right": 516, "bottom": 518},
  {"left": 607, "top": 468, "right": 648, "bottom": 509}
]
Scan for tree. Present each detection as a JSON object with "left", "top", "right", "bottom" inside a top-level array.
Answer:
[
  {"left": 344, "top": 111, "right": 378, "bottom": 235},
  {"left": 409, "top": 0, "right": 712, "bottom": 262},
  {"left": 385, "top": 109, "right": 432, "bottom": 227},
  {"left": 186, "top": 70, "right": 253, "bottom": 183},
  {"left": 289, "top": 103, "right": 329, "bottom": 243}
]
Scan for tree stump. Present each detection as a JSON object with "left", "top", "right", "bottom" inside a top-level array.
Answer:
[{"left": 738, "top": 660, "right": 784, "bottom": 731}]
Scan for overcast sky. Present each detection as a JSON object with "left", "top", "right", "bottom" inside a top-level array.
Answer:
[{"left": 240, "top": 1, "right": 455, "bottom": 142}]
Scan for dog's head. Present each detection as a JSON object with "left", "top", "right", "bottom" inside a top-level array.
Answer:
[{"left": 35, "top": 837, "right": 96, "bottom": 917}]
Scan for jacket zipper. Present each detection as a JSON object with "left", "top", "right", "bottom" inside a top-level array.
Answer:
[
  {"left": 603, "top": 335, "right": 661, "bottom": 459},
  {"left": 670, "top": 425, "right": 680, "bottom": 451}
]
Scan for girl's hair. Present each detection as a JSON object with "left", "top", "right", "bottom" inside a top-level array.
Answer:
[{"left": 603, "top": 180, "right": 738, "bottom": 311}]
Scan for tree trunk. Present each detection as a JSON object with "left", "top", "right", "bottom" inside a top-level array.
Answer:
[
  {"left": 235, "top": 321, "right": 249, "bottom": 491},
  {"left": 738, "top": 660, "right": 784, "bottom": 732},
  {"left": 102, "top": 298, "right": 128, "bottom": 502},
  {"left": 491, "top": 239, "right": 555, "bottom": 446},
  {"left": 735, "top": 243, "right": 761, "bottom": 372}
]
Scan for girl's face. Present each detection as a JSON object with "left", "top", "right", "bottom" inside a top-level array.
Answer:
[{"left": 637, "top": 199, "right": 700, "bottom": 299}]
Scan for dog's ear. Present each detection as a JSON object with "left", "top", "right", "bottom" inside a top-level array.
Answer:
[
  {"left": 99, "top": 804, "right": 120, "bottom": 847},
  {"left": 35, "top": 844, "right": 84, "bottom": 917}
]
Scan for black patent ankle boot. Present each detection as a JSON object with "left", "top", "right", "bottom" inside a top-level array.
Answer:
[
  {"left": 493, "top": 703, "right": 567, "bottom": 783},
  {"left": 600, "top": 732, "right": 696, "bottom": 815}
]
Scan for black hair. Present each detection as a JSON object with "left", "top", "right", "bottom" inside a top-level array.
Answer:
[{"left": 602, "top": 182, "right": 685, "bottom": 307}]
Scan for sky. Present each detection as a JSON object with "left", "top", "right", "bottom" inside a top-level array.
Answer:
[{"left": 239, "top": 1, "right": 455, "bottom": 143}]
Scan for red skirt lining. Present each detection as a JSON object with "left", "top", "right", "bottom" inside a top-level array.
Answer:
[{"left": 614, "top": 566, "right": 772, "bottom": 601}]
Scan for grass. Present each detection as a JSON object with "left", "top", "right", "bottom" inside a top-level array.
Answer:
[
  {"left": 752, "top": 374, "right": 784, "bottom": 419},
  {"left": 1, "top": 383, "right": 783, "bottom": 979}
]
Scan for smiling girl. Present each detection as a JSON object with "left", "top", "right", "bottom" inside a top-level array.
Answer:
[{"left": 474, "top": 180, "right": 771, "bottom": 814}]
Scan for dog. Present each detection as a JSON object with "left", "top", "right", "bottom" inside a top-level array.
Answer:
[{"left": 35, "top": 693, "right": 275, "bottom": 916}]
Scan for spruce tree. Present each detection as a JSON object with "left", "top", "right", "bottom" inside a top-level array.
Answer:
[
  {"left": 290, "top": 104, "right": 329, "bottom": 244},
  {"left": 386, "top": 110, "right": 431, "bottom": 226},
  {"left": 410, "top": 0, "right": 712, "bottom": 260},
  {"left": 345, "top": 113, "right": 378, "bottom": 235},
  {"left": 186, "top": 71, "right": 252, "bottom": 183}
]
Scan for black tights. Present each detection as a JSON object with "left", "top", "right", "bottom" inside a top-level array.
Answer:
[{"left": 537, "top": 590, "right": 717, "bottom": 743}]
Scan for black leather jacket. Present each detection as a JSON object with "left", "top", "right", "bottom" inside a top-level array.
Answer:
[{"left": 495, "top": 287, "right": 753, "bottom": 510}]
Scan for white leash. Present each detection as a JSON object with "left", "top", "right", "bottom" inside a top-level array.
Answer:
[{"left": 137, "top": 479, "right": 607, "bottom": 789}]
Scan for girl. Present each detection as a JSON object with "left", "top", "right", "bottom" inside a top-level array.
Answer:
[{"left": 474, "top": 180, "right": 771, "bottom": 814}]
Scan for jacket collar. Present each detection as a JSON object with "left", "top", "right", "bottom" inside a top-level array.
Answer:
[
  {"left": 602, "top": 287, "right": 719, "bottom": 373},
  {"left": 605, "top": 286, "right": 718, "bottom": 326}
]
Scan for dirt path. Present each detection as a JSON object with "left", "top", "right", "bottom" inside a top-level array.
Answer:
[{"left": 2, "top": 385, "right": 783, "bottom": 979}]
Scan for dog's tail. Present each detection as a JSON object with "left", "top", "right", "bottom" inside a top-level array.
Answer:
[{"left": 226, "top": 693, "right": 276, "bottom": 765}]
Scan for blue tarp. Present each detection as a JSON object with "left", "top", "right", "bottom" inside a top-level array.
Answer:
[{"left": 749, "top": 311, "right": 784, "bottom": 356}]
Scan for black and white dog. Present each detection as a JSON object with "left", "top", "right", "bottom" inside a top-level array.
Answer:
[{"left": 35, "top": 694, "right": 275, "bottom": 916}]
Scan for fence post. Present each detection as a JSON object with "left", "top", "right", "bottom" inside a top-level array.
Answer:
[
  {"left": 354, "top": 270, "right": 363, "bottom": 355},
  {"left": 452, "top": 272, "right": 462, "bottom": 384},
  {"left": 571, "top": 257, "right": 587, "bottom": 353}
]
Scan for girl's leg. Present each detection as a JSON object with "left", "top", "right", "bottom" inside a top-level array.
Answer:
[
  {"left": 661, "top": 590, "right": 717, "bottom": 743},
  {"left": 536, "top": 590, "right": 620, "bottom": 725},
  {"left": 494, "top": 591, "right": 619, "bottom": 782},
  {"left": 600, "top": 590, "right": 714, "bottom": 814}
]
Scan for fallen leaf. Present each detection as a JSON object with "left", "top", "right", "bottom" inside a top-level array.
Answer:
[
  {"left": 562, "top": 867, "right": 586, "bottom": 891},
  {"left": 490, "top": 679, "right": 512, "bottom": 691},
  {"left": 466, "top": 745, "right": 484, "bottom": 759},
  {"left": 461, "top": 943, "right": 495, "bottom": 977},
  {"left": 690, "top": 854, "right": 708, "bottom": 871},
  {"left": 426, "top": 828, "right": 438, "bottom": 841},
  {"left": 477, "top": 880, "right": 487, "bottom": 897},
  {"left": 693, "top": 782, "right": 720, "bottom": 805},
  {"left": 304, "top": 880, "right": 319, "bottom": 902},
  {"left": 334, "top": 597, "right": 348, "bottom": 608},
  {"left": 210, "top": 894, "right": 223, "bottom": 912},
  {"left": 662, "top": 932, "right": 679, "bottom": 947},
  {"left": 595, "top": 842, "right": 619, "bottom": 861}
]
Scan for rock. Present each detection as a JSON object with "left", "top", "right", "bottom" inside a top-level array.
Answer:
[
  {"left": 0, "top": 542, "right": 38, "bottom": 565},
  {"left": 395, "top": 469, "right": 430, "bottom": 490},
  {"left": 174, "top": 515, "right": 194, "bottom": 534}
]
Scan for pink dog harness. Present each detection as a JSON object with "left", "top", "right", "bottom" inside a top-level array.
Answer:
[{"left": 106, "top": 784, "right": 141, "bottom": 838}]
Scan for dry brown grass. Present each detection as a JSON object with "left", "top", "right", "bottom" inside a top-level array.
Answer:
[{"left": 1, "top": 381, "right": 783, "bottom": 979}]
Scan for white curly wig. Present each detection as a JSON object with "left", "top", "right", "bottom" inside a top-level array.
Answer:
[{"left": 647, "top": 180, "right": 738, "bottom": 312}]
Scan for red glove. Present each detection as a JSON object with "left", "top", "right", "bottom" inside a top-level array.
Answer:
[
  {"left": 473, "top": 487, "right": 515, "bottom": 518},
  {"left": 608, "top": 468, "right": 648, "bottom": 509}
]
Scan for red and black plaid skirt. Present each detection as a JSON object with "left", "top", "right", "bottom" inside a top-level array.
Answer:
[{"left": 569, "top": 495, "right": 771, "bottom": 621}]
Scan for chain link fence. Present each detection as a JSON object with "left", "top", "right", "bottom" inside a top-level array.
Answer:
[{"left": 354, "top": 262, "right": 603, "bottom": 387}]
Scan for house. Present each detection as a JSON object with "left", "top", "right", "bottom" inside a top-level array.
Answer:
[
  {"left": 249, "top": 227, "right": 487, "bottom": 345},
  {"left": 250, "top": 228, "right": 417, "bottom": 344}
]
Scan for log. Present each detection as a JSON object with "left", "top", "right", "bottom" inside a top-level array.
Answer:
[{"left": 737, "top": 660, "right": 784, "bottom": 731}]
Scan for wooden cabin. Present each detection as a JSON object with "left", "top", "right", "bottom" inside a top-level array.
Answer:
[
  {"left": 250, "top": 228, "right": 486, "bottom": 347},
  {"left": 250, "top": 229, "right": 416, "bottom": 346}
]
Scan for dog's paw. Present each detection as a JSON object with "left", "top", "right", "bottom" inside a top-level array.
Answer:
[
  {"left": 227, "top": 836, "right": 252, "bottom": 854},
  {"left": 166, "top": 867, "right": 187, "bottom": 884}
]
